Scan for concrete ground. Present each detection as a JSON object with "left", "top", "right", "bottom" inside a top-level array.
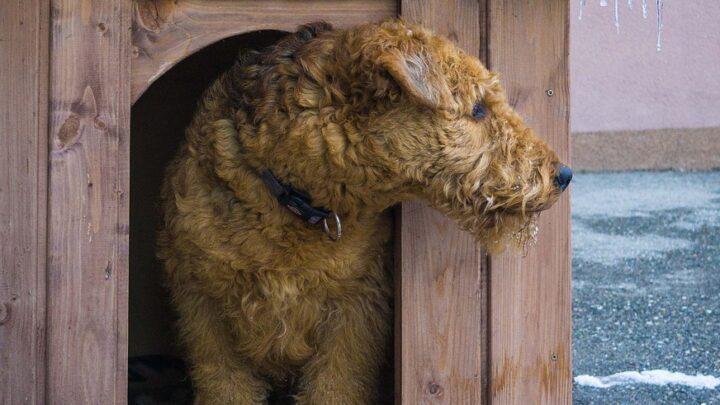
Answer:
[{"left": 572, "top": 171, "right": 720, "bottom": 404}]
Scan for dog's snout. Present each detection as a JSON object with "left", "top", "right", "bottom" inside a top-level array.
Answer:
[{"left": 555, "top": 164, "right": 573, "bottom": 192}]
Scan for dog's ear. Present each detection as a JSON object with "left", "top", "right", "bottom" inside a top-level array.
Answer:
[{"left": 379, "top": 48, "right": 453, "bottom": 110}]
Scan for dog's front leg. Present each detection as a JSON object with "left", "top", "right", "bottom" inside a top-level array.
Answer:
[
  {"left": 173, "top": 288, "right": 270, "bottom": 405},
  {"left": 296, "top": 297, "right": 391, "bottom": 405}
]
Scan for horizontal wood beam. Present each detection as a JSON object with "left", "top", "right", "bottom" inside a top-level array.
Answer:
[{"left": 131, "top": 0, "right": 397, "bottom": 103}]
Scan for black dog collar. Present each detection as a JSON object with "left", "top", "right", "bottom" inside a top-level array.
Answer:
[{"left": 259, "top": 170, "right": 342, "bottom": 240}]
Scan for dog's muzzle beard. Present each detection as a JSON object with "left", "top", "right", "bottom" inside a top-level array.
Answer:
[{"left": 421, "top": 173, "right": 552, "bottom": 253}]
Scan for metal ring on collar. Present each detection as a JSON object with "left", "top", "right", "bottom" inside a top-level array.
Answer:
[{"left": 322, "top": 212, "right": 342, "bottom": 241}]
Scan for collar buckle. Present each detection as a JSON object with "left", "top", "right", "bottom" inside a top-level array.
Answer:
[{"left": 259, "top": 170, "right": 342, "bottom": 240}]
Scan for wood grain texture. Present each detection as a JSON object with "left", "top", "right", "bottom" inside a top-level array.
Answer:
[
  {"left": 487, "top": 0, "right": 572, "bottom": 403},
  {"left": 0, "top": 0, "right": 49, "bottom": 403},
  {"left": 131, "top": 0, "right": 398, "bottom": 103},
  {"left": 46, "top": 0, "right": 131, "bottom": 403},
  {"left": 397, "top": 2, "right": 487, "bottom": 404}
]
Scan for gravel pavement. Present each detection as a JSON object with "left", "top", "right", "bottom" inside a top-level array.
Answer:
[{"left": 572, "top": 171, "right": 720, "bottom": 405}]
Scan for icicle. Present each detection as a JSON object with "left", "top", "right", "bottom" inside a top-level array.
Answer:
[
  {"left": 577, "top": 0, "right": 663, "bottom": 50},
  {"left": 656, "top": 0, "right": 664, "bottom": 51}
]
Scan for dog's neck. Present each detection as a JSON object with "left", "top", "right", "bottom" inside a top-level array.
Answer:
[{"left": 213, "top": 30, "right": 412, "bottom": 222}]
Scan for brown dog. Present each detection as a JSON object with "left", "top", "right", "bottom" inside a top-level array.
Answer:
[{"left": 158, "top": 20, "right": 570, "bottom": 404}]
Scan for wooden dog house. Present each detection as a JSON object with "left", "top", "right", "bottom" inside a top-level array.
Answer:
[{"left": 1, "top": 0, "right": 570, "bottom": 403}]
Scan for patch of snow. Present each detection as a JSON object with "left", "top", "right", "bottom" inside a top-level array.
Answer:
[
  {"left": 573, "top": 222, "right": 692, "bottom": 266},
  {"left": 661, "top": 269, "right": 701, "bottom": 285},
  {"left": 671, "top": 208, "right": 720, "bottom": 231},
  {"left": 571, "top": 173, "right": 720, "bottom": 220},
  {"left": 575, "top": 370, "right": 720, "bottom": 389}
]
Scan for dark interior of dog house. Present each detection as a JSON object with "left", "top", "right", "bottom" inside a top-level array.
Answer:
[{"left": 129, "top": 30, "right": 394, "bottom": 404}]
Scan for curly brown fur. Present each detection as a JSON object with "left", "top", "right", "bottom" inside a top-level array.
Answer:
[{"left": 158, "top": 20, "right": 567, "bottom": 404}]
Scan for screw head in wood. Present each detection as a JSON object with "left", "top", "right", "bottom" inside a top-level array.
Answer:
[{"left": 546, "top": 89, "right": 555, "bottom": 97}]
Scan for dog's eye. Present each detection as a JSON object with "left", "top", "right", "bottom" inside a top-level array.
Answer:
[{"left": 471, "top": 102, "right": 486, "bottom": 120}]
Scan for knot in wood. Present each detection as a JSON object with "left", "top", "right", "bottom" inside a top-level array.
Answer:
[
  {"left": 93, "top": 117, "right": 107, "bottom": 130},
  {"left": 0, "top": 302, "right": 11, "bottom": 325},
  {"left": 428, "top": 382, "right": 443, "bottom": 396},
  {"left": 104, "top": 262, "right": 112, "bottom": 280}
]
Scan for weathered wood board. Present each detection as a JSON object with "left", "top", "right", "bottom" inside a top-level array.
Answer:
[
  {"left": 398, "top": 1, "right": 489, "bottom": 404},
  {"left": 398, "top": 1, "right": 571, "bottom": 404},
  {"left": 46, "top": 0, "right": 131, "bottom": 403},
  {"left": 487, "top": 1, "right": 572, "bottom": 404},
  {"left": 0, "top": 1, "right": 49, "bottom": 403},
  {"left": 132, "top": 0, "right": 398, "bottom": 102}
]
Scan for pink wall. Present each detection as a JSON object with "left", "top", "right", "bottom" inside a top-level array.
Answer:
[{"left": 570, "top": 1, "right": 720, "bottom": 132}]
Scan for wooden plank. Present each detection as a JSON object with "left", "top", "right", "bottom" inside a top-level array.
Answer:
[
  {"left": 46, "top": 0, "right": 131, "bottom": 403},
  {"left": 131, "top": 0, "right": 398, "bottom": 102},
  {"left": 487, "top": 1, "right": 572, "bottom": 403},
  {"left": 0, "top": 0, "right": 49, "bottom": 403},
  {"left": 397, "top": 1, "right": 487, "bottom": 404}
]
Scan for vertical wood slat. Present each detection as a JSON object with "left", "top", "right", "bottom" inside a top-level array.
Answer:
[
  {"left": 0, "top": 0, "right": 49, "bottom": 403},
  {"left": 487, "top": 1, "right": 572, "bottom": 404},
  {"left": 46, "top": 0, "right": 131, "bottom": 403},
  {"left": 397, "top": 1, "right": 488, "bottom": 404}
]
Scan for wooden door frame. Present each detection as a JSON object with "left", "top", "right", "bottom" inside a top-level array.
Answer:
[
  {"left": 130, "top": 0, "right": 397, "bottom": 102},
  {"left": 398, "top": 1, "right": 571, "bottom": 403}
]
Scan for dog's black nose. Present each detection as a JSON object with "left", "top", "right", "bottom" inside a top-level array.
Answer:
[{"left": 555, "top": 164, "right": 573, "bottom": 192}]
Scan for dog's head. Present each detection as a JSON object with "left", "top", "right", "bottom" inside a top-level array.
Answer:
[
  {"left": 234, "top": 20, "right": 570, "bottom": 250},
  {"left": 339, "top": 20, "right": 571, "bottom": 250}
]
